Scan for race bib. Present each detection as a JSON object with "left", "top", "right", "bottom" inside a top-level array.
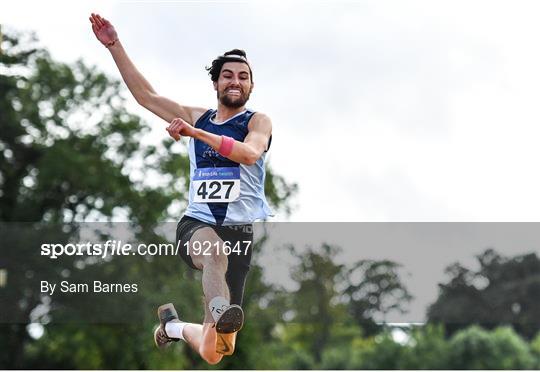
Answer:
[{"left": 193, "top": 167, "right": 240, "bottom": 203}]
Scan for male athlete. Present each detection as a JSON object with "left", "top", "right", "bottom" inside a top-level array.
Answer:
[{"left": 89, "top": 14, "right": 272, "bottom": 365}]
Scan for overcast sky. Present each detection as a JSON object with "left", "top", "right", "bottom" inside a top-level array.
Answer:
[{"left": 4, "top": 0, "right": 540, "bottom": 224}]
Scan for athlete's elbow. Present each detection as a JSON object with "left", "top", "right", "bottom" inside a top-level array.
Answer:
[
  {"left": 240, "top": 157, "right": 257, "bottom": 166},
  {"left": 134, "top": 92, "right": 150, "bottom": 107},
  {"left": 244, "top": 157, "right": 258, "bottom": 166},
  {"left": 134, "top": 90, "right": 159, "bottom": 108},
  {"left": 241, "top": 150, "right": 259, "bottom": 166}
]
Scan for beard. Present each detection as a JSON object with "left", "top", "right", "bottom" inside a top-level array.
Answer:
[{"left": 217, "top": 87, "right": 251, "bottom": 108}]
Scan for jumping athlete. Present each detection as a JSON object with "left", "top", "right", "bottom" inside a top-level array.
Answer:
[{"left": 89, "top": 13, "right": 272, "bottom": 365}]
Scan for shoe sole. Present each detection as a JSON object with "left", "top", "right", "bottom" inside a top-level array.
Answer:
[
  {"left": 215, "top": 305, "right": 244, "bottom": 334},
  {"left": 154, "top": 303, "right": 180, "bottom": 348},
  {"left": 157, "top": 303, "right": 179, "bottom": 324}
]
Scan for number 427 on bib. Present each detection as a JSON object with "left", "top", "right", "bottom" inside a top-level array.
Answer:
[{"left": 192, "top": 167, "right": 240, "bottom": 203}]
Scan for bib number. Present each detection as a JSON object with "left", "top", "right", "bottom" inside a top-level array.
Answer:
[{"left": 193, "top": 167, "right": 240, "bottom": 203}]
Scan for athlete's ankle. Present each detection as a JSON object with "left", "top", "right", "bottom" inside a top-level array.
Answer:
[
  {"left": 165, "top": 319, "right": 186, "bottom": 341},
  {"left": 209, "top": 296, "right": 230, "bottom": 322}
]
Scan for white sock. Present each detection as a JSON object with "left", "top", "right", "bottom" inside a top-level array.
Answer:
[
  {"left": 209, "top": 296, "right": 230, "bottom": 322},
  {"left": 165, "top": 321, "right": 186, "bottom": 341}
]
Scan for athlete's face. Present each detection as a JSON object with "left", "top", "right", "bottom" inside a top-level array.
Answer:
[{"left": 214, "top": 62, "right": 253, "bottom": 108}]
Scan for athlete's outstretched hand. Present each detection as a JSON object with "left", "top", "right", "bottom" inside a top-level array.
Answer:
[
  {"left": 89, "top": 13, "right": 118, "bottom": 47},
  {"left": 167, "top": 118, "right": 196, "bottom": 141}
]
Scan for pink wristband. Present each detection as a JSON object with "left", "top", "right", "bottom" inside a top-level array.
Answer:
[{"left": 218, "top": 135, "right": 235, "bottom": 157}]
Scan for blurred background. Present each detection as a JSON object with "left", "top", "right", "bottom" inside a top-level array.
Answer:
[{"left": 2, "top": 0, "right": 540, "bottom": 369}]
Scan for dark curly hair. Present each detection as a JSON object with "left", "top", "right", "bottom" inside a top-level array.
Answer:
[{"left": 206, "top": 49, "right": 253, "bottom": 83}]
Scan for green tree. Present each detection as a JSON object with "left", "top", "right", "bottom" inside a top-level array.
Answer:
[
  {"left": 285, "top": 244, "right": 348, "bottom": 364},
  {"left": 348, "top": 332, "right": 404, "bottom": 369},
  {"left": 447, "top": 326, "right": 535, "bottom": 369},
  {"left": 530, "top": 332, "right": 540, "bottom": 368},
  {"left": 428, "top": 249, "right": 540, "bottom": 339},
  {"left": 279, "top": 244, "right": 411, "bottom": 366},
  {"left": 399, "top": 325, "right": 450, "bottom": 369},
  {"left": 344, "top": 259, "right": 412, "bottom": 336},
  {"left": 0, "top": 27, "right": 178, "bottom": 369}
]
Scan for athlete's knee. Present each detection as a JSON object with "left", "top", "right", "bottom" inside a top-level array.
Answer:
[
  {"left": 202, "top": 248, "right": 228, "bottom": 270},
  {"left": 199, "top": 345, "right": 223, "bottom": 365},
  {"left": 191, "top": 229, "right": 227, "bottom": 266}
]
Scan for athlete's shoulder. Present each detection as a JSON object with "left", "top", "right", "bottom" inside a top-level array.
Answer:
[
  {"left": 248, "top": 112, "right": 272, "bottom": 130},
  {"left": 193, "top": 109, "right": 215, "bottom": 127}
]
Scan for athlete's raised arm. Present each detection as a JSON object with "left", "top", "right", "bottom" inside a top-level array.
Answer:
[{"left": 89, "top": 13, "right": 207, "bottom": 125}]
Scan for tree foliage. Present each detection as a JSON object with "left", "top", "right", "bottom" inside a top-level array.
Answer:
[
  {"left": 428, "top": 248, "right": 540, "bottom": 339},
  {"left": 447, "top": 326, "right": 535, "bottom": 369},
  {"left": 279, "top": 243, "right": 412, "bottom": 366}
]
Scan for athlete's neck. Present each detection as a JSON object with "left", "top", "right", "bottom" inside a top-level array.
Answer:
[{"left": 215, "top": 104, "right": 246, "bottom": 123}]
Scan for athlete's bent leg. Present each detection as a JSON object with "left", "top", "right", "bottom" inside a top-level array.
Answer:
[
  {"left": 187, "top": 227, "right": 230, "bottom": 364},
  {"left": 171, "top": 224, "right": 244, "bottom": 362},
  {"left": 190, "top": 227, "right": 231, "bottom": 321}
]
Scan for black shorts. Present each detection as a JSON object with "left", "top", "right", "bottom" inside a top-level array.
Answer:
[{"left": 176, "top": 215, "right": 253, "bottom": 306}]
